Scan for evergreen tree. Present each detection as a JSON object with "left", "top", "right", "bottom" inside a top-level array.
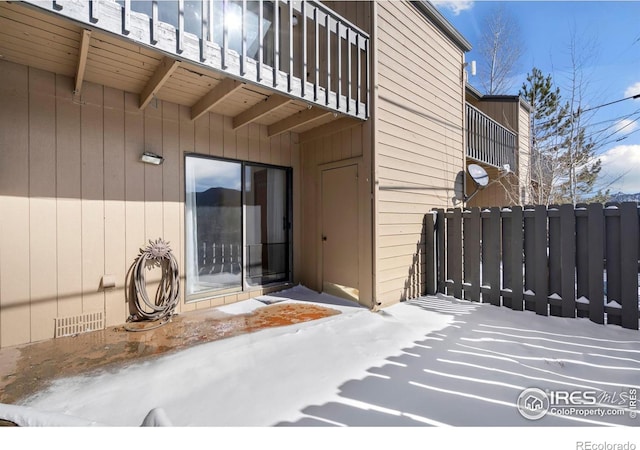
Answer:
[
  {"left": 520, "top": 68, "right": 606, "bottom": 205},
  {"left": 520, "top": 68, "right": 569, "bottom": 205}
]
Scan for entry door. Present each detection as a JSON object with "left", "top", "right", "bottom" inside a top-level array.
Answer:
[{"left": 321, "top": 164, "right": 359, "bottom": 302}]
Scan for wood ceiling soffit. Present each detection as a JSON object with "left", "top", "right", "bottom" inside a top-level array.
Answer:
[
  {"left": 267, "top": 107, "right": 333, "bottom": 137},
  {"left": 139, "top": 56, "right": 181, "bottom": 109},
  {"left": 74, "top": 29, "right": 92, "bottom": 95},
  {"left": 232, "top": 94, "right": 292, "bottom": 130},
  {"left": 191, "top": 77, "right": 244, "bottom": 121}
]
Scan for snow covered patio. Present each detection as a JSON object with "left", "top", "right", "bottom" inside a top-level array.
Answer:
[{"left": 1, "top": 285, "right": 639, "bottom": 429}]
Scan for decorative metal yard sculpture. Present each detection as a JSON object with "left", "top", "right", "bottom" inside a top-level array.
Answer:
[{"left": 126, "top": 238, "right": 180, "bottom": 331}]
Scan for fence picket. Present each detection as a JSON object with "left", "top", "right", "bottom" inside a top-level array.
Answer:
[
  {"left": 502, "top": 209, "right": 512, "bottom": 308},
  {"left": 587, "top": 203, "right": 605, "bottom": 324},
  {"left": 620, "top": 202, "right": 639, "bottom": 330},
  {"left": 436, "top": 209, "right": 445, "bottom": 293},
  {"left": 509, "top": 206, "right": 524, "bottom": 311},
  {"left": 523, "top": 206, "right": 536, "bottom": 311},
  {"left": 575, "top": 204, "right": 589, "bottom": 318},
  {"left": 464, "top": 207, "right": 481, "bottom": 302},
  {"left": 424, "top": 212, "right": 436, "bottom": 295},
  {"left": 534, "top": 205, "right": 549, "bottom": 316},
  {"left": 560, "top": 204, "right": 576, "bottom": 318},
  {"left": 482, "top": 207, "right": 501, "bottom": 306},
  {"left": 548, "top": 206, "right": 562, "bottom": 316},
  {"left": 447, "top": 209, "right": 463, "bottom": 299},
  {"left": 605, "top": 204, "right": 622, "bottom": 325}
]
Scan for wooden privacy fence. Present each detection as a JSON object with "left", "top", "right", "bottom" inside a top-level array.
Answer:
[{"left": 423, "top": 203, "right": 640, "bottom": 330}]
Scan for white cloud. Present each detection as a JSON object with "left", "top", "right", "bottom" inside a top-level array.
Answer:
[
  {"left": 625, "top": 81, "right": 640, "bottom": 99},
  {"left": 599, "top": 144, "right": 640, "bottom": 193},
  {"left": 431, "top": 0, "right": 474, "bottom": 16},
  {"left": 613, "top": 118, "right": 639, "bottom": 134}
]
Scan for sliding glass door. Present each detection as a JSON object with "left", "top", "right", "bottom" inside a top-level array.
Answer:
[
  {"left": 245, "top": 165, "right": 289, "bottom": 286},
  {"left": 185, "top": 155, "right": 290, "bottom": 300}
]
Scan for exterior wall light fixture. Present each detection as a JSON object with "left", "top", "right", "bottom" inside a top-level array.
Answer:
[{"left": 140, "top": 151, "right": 164, "bottom": 165}]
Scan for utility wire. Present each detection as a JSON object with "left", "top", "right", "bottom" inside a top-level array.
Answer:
[
  {"left": 535, "top": 94, "right": 640, "bottom": 127},
  {"left": 578, "top": 93, "right": 640, "bottom": 114}
]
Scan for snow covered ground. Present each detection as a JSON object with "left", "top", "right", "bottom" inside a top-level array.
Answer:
[{"left": 2, "top": 285, "right": 640, "bottom": 447}]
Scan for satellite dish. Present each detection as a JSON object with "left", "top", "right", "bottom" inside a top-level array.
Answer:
[{"left": 468, "top": 164, "right": 489, "bottom": 187}]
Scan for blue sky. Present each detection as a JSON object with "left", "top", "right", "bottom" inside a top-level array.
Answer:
[{"left": 433, "top": 1, "right": 640, "bottom": 194}]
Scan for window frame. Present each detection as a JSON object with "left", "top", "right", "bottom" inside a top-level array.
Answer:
[{"left": 183, "top": 153, "right": 292, "bottom": 303}]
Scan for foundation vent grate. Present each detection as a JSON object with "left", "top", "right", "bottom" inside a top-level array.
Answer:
[{"left": 55, "top": 311, "right": 104, "bottom": 338}]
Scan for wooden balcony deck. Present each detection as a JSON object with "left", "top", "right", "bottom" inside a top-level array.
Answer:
[
  {"left": 16, "top": 0, "right": 368, "bottom": 127},
  {"left": 466, "top": 103, "right": 517, "bottom": 171}
]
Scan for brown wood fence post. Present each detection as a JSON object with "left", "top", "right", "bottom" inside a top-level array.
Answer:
[
  {"left": 534, "top": 205, "right": 549, "bottom": 316},
  {"left": 510, "top": 206, "right": 524, "bottom": 311},
  {"left": 560, "top": 204, "right": 576, "bottom": 318},
  {"left": 436, "top": 209, "right": 445, "bottom": 293},
  {"left": 502, "top": 208, "right": 512, "bottom": 308},
  {"left": 605, "top": 203, "right": 622, "bottom": 325},
  {"left": 447, "top": 208, "right": 463, "bottom": 299},
  {"left": 575, "top": 204, "right": 589, "bottom": 318},
  {"left": 424, "top": 212, "right": 436, "bottom": 295},
  {"left": 548, "top": 205, "right": 562, "bottom": 316},
  {"left": 464, "top": 207, "right": 481, "bottom": 302},
  {"left": 482, "top": 207, "right": 501, "bottom": 306},
  {"left": 587, "top": 203, "right": 605, "bottom": 324},
  {"left": 620, "top": 202, "right": 639, "bottom": 330},
  {"left": 523, "top": 205, "right": 536, "bottom": 311}
]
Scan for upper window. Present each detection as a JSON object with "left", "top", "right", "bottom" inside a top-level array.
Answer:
[{"left": 185, "top": 155, "right": 290, "bottom": 300}]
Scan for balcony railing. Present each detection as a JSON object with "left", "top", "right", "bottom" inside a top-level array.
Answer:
[
  {"left": 28, "top": 0, "right": 369, "bottom": 119},
  {"left": 466, "top": 103, "right": 517, "bottom": 171}
]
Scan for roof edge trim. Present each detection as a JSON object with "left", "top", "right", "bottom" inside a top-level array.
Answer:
[{"left": 411, "top": 1, "right": 472, "bottom": 52}]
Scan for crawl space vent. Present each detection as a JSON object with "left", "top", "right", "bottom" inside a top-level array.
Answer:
[{"left": 55, "top": 311, "right": 104, "bottom": 338}]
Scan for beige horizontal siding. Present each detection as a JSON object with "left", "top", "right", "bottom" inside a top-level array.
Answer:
[
  {"left": 0, "top": 60, "right": 300, "bottom": 348},
  {"left": 375, "top": 1, "right": 465, "bottom": 306}
]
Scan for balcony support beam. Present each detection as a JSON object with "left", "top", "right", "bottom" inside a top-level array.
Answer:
[
  {"left": 74, "top": 29, "right": 92, "bottom": 95},
  {"left": 268, "top": 107, "right": 332, "bottom": 137},
  {"left": 139, "top": 57, "right": 180, "bottom": 110},
  {"left": 232, "top": 94, "right": 292, "bottom": 130},
  {"left": 191, "top": 78, "right": 244, "bottom": 121}
]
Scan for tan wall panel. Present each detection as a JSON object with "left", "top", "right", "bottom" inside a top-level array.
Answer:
[
  {"left": 81, "top": 83, "right": 106, "bottom": 316},
  {"left": 194, "top": 114, "right": 209, "bottom": 157},
  {"left": 248, "top": 122, "right": 261, "bottom": 162},
  {"left": 178, "top": 105, "right": 196, "bottom": 313},
  {"left": 143, "top": 96, "right": 165, "bottom": 307},
  {"left": 210, "top": 113, "right": 225, "bottom": 158},
  {"left": 235, "top": 123, "right": 249, "bottom": 161},
  {"left": 160, "top": 101, "right": 181, "bottom": 316},
  {"left": 55, "top": 74, "right": 83, "bottom": 321},
  {"left": 291, "top": 134, "right": 302, "bottom": 284},
  {"left": 104, "top": 86, "right": 127, "bottom": 327},
  {"left": 269, "top": 129, "right": 281, "bottom": 166},
  {"left": 28, "top": 68, "right": 58, "bottom": 342},
  {"left": 281, "top": 131, "right": 293, "bottom": 167},
  {"left": 259, "top": 123, "right": 271, "bottom": 164},
  {"left": 0, "top": 61, "right": 30, "bottom": 347},
  {"left": 223, "top": 116, "right": 237, "bottom": 159}
]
